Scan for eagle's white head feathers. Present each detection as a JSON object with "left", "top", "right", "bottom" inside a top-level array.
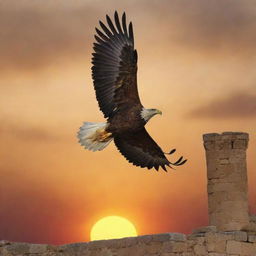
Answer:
[{"left": 140, "top": 108, "right": 162, "bottom": 122}]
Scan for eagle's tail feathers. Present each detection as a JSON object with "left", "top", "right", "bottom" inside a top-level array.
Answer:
[{"left": 77, "top": 122, "right": 113, "bottom": 152}]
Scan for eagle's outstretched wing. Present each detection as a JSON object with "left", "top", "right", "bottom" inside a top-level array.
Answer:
[
  {"left": 92, "top": 11, "right": 141, "bottom": 118},
  {"left": 114, "top": 128, "right": 186, "bottom": 171}
]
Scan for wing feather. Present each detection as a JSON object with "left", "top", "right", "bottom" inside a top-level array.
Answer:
[
  {"left": 106, "top": 15, "right": 118, "bottom": 34},
  {"left": 122, "top": 12, "right": 128, "bottom": 36},
  {"left": 92, "top": 12, "right": 141, "bottom": 118},
  {"left": 128, "top": 22, "right": 134, "bottom": 44},
  {"left": 114, "top": 128, "right": 170, "bottom": 171},
  {"left": 99, "top": 21, "right": 113, "bottom": 38},
  {"left": 114, "top": 11, "right": 123, "bottom": 33},
  {"left": 95, "top": 28, "right": 109, "bottom": 41}
]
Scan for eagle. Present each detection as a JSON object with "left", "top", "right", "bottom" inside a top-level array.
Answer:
[{"left": 78, "top": 12, "right": 187, "bottom": 171}]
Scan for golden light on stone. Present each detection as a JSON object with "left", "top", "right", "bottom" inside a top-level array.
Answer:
[{"left": 90, "top": 216, "right": 137, "bottom": 241}]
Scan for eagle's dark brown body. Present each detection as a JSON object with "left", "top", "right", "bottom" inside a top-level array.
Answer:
[
  {"left": 78, "top": 11, "right": 187, "bottom": 171},
  {"left": 107, "top": 105, "right": 145, "bottom": 135}
]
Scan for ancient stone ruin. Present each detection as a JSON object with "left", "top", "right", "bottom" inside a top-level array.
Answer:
[
  {"left": 204, "top": 132, "right": 250, "bottom": 232},
  {"left": 1, "top": 132, "right": 256, "bottom": 255}
]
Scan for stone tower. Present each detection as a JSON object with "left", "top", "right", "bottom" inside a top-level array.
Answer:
[{"left": 203, "top": 132, "right": 250, "bottom": 231}]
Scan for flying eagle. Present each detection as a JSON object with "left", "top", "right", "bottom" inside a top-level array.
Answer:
[{"left": 78, "top": 12, "right": 187, "bottom": 171}]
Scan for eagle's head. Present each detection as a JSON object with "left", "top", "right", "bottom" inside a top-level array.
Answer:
[{"left": 141, "top": 108, "right": 162, "bottom": 122}]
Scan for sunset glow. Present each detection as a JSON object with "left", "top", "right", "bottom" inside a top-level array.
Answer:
[
  {"left": 1, "top": 0, "right": 256, "bottom": 245},
  {"left": 90, "top": 216, "right": 137, "bottom": 241}
]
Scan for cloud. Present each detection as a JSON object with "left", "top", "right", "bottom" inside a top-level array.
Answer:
[
  {"left": 0, "top": 1, "right": 98, "bottom": 72},
  {"left": 0, "top": 121, "right": 59, "bottom": 141},
  {"left": 188, "top": 92, "right": 256, "bottom": 119},
  {"left": 1, "top": 0, "right": 255, "bottom": 72},
  {"left": 141, "top": 0, "right": 256, "bottom": 55}
]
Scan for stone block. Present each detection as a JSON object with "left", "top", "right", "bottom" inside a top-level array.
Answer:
[
  {"left": 226, "top": 191, "right": 248, "bottom": 201},
  {"left": 192, "top": 226, "right": 217, "bottom": 234},
  {"left": 250, "top": 215, "right": 256, "bottom": 223},
  {"left": 146, "top": 241, "right": 162, "bottom": 253},
  {"left": 233, "top": 231, "right": 248, "bottom": 241},
  {"left": 241, "top": 241, "right": 256, "bottom": 255},
  {"left": 29, "top": 243, "right": 48, "bottom": 254},
  {"left": 3, "top": 242, "right": 30, "bottom": 255},
  {"left": 152, "top": 233, "right": 172, "bottom": 242},
  {"left": 0, "top": 241, "right": 11, "bottom": 247},
  {"left": 0, "top": 248, "right": 11, "bottom": 256},
  {"left": 117, "top": 247, "right": 134, "bottom": 256},
  {"left": 187, "top": 235, "right": 206, "bottom": 254},
  {"left": 233, "top": 139, "right": 248, "bottom": 149},
  {"left": 248, "top": 234, "right": 256, "bottom": 242},
  {"left": 203, "top": 133, "right": 219, "bottom": 142},
  {"left": 222, "top": 131, "right": 248, "bottom": 138},
  {"left": 226, "top": 240, "right": 242, "bottom": 254},
  {"left": 193, "top": 244, "right": 207, "bottom": 255},
  {"left": 137, "top": 235, "right": 152, "bottom": 244},
  {"left": 208, "top": 182, "right": 234, "bottom": 193},
  {"left": 162, "top": 241, "right": 174, "bottom": 253},
  {"left": 186, "top": 239, "right": 196, "bottom": 252},
  {"left": 205, "top": 232, "right": 227, "bottom": 253},
  {"left": 243, "top": 222, "right": 256, "bottom": 232},
  {"left": 87, "top": 240, "right": 104, "bottom": 249},
  {"left": 207, "top": 240, "right": 226, "bottom": 253},
  {"left": 98, "top": 248, "right": 113, "bottom": 256},
  {"left": 172, "top": 242, "right": 187, "bottom": 252},
  {"left": 204, "top": 141, "right": 216, "bottom": 150},
  {"left": 169, "top": 233, "right": 187, "bottom": 241},
  {"left": 123, "top": 237, "right": 138, "bottom": 247}
]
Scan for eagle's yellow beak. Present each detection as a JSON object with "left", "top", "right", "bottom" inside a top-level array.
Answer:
[{"left": 156, "top": 109, "right": 162, "bottom": 115}]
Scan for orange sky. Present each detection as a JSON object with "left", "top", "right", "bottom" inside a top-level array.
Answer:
[{"left": 1, "top": 0, "right": 256, "bottom": 244}]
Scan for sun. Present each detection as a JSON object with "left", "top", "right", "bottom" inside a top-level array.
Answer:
[{"left": 90, "top": 216, "right": 137, "bottom": 241}]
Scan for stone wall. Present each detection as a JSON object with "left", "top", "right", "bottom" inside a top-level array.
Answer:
[{"left": 1, "top": 227, "right": 256, "bottom": 255}]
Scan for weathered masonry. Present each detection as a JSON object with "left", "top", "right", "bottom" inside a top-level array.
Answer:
[
  {"left": 1, "top": 132, "right": 256, "bottom": 256},
  {"left": 203, "top": 132, "right": 250, "bottom": 231}
]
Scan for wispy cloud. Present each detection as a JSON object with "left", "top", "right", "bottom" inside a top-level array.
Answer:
[
  {"left": 1, "top": 0, "right": 255, "bottom": 72},
  {"left": 188, "top": 92, "right": 256, "bottom": 119},
  {"left": 0, "top": 1, "right": 98, "bottom": 71},
  {"left": 160, "top": 0, "right": 256, "bottom": 54},
  {"left": 0, "top": 121, "right": 59, "bottom": 141}
]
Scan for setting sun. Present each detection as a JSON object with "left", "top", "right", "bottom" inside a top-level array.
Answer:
[{"left": 90, "top": 216, "right": 137, "bottom": 241}]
